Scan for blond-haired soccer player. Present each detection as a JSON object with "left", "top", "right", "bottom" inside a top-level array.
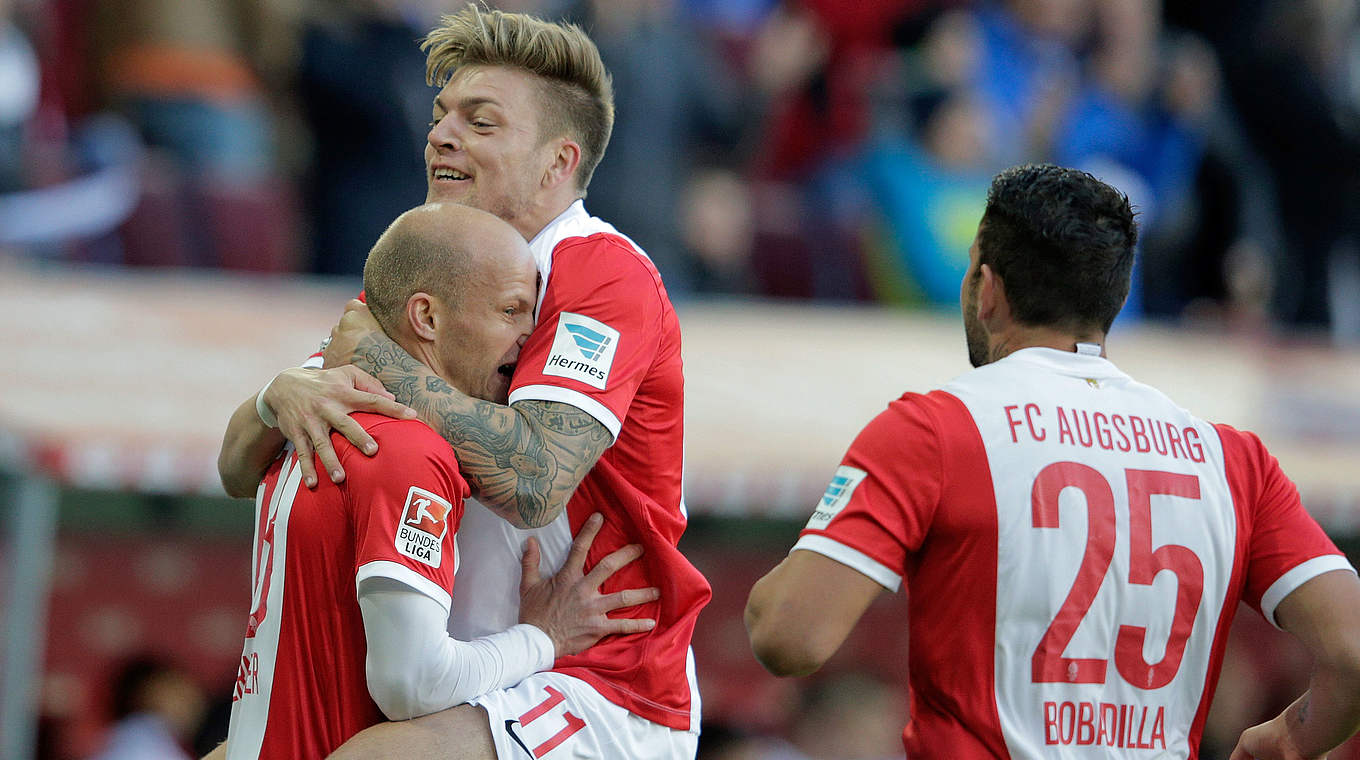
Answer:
[{"left": 217, "top": 7, "right": 707, "bottom": 759}]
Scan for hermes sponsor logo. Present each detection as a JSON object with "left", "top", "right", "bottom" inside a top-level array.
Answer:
[
  {"left": 543, "top": 312, "right": 619, "bottom": 390},
  {"left": 807, "top": 466, "right": 867, "bottom": 530}
]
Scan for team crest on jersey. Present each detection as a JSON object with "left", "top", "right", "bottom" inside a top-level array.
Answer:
[
  {"left": 396, "top": 486, "right": 450, "bottom": 567},
  {"left": 542, "top": 312, "right": 620, "bottom": 390},
  {"left": 807, "top": 466, "right": 868, "bottom": 530}
]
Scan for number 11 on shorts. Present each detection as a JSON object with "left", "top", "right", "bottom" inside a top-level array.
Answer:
[{"left": 506, "top": 686, "right": 587, "bottom": 758}]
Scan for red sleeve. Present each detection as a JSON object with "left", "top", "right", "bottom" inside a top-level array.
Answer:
[
  {"left": 794, "top": 393, "right": 944, "bottom": 590},
  {"left": 508, "top": 234, "right": 665, "bottom": 438},
  {"left": 344, "top": 416, "right": 469, "bottom": 611},
  {"left": 1218, "top": 423, "right": 1353, "bottom": 625}
]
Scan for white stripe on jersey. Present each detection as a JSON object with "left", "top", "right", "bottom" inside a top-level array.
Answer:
[
  {"left": 227, "top": 452, "right": 304, "bottom": 760},
  {"left": 947, "top": 348, "right": 1235, "bottom": 760}
]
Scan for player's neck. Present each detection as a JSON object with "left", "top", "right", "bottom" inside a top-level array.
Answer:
[
  {"left": 988, "top": 324, "right": 1107, "bottom": 362},
  {"left": 515, "top": 190, "right": 581, "bottom": 242}
]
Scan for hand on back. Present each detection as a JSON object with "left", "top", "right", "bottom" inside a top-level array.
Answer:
[{"left": 518, "top": 513, "right": 659, "bottom": 657}]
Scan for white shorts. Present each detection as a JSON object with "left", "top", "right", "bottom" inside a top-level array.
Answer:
[{"left": 467, "top": 672, "right": 698, "bottom": 760}]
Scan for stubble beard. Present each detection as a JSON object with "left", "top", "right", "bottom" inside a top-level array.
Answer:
[{"left": 964, "top": 285, "right": 989, "bottom": 368}]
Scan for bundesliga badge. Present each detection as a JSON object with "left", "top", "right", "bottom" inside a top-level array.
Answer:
[{"left": 396, "top": 486, "right": 451, "bottom": 567}]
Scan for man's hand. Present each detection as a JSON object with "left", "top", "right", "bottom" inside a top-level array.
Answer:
[
  {"left": 1230, "top": 711, "right": 1316, "bottom": 760},
  {"left": 517, "top": 513, "right": 658, "bottom": 657},
  {"left": 323, "top": 300, "right": 383, "bottom": 370},
  {"left": 264, "top": 366, "right": 416, "bottom": 487}
]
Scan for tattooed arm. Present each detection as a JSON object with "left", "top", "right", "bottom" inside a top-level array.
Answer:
[
  {"left": 1230, "top": 569, "right": 1360, "bottom": 760},
  {"left": 345, "top": 325, "right": 610, "bottom": 529}
]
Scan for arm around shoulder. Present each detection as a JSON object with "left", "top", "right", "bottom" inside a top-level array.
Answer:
[
  {"left": 745, "top": 549, "right": 886, "bottom": 677},
  {"left": 218, "top": 391, "right": 288, "bottom": 498}
]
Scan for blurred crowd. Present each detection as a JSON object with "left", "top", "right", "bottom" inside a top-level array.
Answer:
[{"left": 2, "top": 0, "right": 1358, "bottom": 339}]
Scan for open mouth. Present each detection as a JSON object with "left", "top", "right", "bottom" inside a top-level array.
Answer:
[{"left": 432, "top": 168, "right": 470, "bottom": 181}]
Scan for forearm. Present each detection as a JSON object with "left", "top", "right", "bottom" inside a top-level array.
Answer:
[
  {"left": 1282, "top": 666, "right": 1360, "bottom": 757},
  {"left": 218, "top": 393, "right": 287, "bottom": 498},
  {"left": 353, "top": 332, "right": 604, "bottom": 528},
  {"left": 359, "top": 587, "right": 554, "bottom": 720}
]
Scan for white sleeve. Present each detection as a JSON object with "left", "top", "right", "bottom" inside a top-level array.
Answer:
[{"left": 357, "top": 578, "right": 556, "bottom": 721}]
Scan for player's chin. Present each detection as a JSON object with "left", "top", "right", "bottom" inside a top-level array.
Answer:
[{"left": 426, "top": 182, "right": 469, "bottom": 205}]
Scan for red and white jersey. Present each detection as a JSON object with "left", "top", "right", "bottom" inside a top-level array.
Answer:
[
  {"left": 226, "top": 413, "right": 468, "bottom": 759},
  {"left": 448, "top": 200, "right": 710, "bottom": 732},
  {"left": 795, "top": 347, "right": 1355, "bottom": 759}
]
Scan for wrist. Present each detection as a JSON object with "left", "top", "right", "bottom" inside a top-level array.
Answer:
[
  {"left": 256, "top": 375, "right": 281, "bottom": 429},
  {"left": 513, "top": 623, "right": 558, "bottom": 668}
]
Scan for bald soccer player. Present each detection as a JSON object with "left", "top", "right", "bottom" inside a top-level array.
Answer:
[{"left": 218, "top": 204, "right": 656, "bottom": 760}]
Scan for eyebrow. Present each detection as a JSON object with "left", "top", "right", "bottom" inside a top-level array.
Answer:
[{"left": 433, "top": 95, "right": 502, "bottom": 113}]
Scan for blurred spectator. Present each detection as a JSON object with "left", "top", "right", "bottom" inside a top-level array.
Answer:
[
  {"left": 0, "top": 0, "right": 40, "bottom": 193},
  {"left": 744, "top": 0, "right": 930, "bottom": 300},
  {"left": 969, "top": 0, "right": 1088, "bottom": 167},
  {"left": 87, "top": 656, "right": 206, "bottom": 760},
  {"left": 858, "top": 95, "right": 992, "bottom": 306},
  {"left": 90, "top": 0, "right": 281, "bottom": 181},
  {"left": 1169, "top": 0, "right": 1360, "bottom": 333},
  {"left": 87, "top": 0, "right": 300, "bottom": 270},
  {"left": 296, "top": 0, "right": 432, "bottom": 276},
  {"left": 0, "top": 0, "right": 142, "bottom": 259},
  {"left": 565, "top": 0, "right": 747, "bottom": 297},
  {"left": 1232, "top": 0, "right": 1360, "bottom": 332},
  {"left": 680, "top": 166, "right": 758, "bottom": 294}
]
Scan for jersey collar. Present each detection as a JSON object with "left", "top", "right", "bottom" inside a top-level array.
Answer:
[{"left": 1000, "top": 346, "right": 1129, "bottom": 381}]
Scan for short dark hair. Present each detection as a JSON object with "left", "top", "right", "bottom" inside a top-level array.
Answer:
[{"left": 976, "top": 164, "right": 1138, "bottom": 334}]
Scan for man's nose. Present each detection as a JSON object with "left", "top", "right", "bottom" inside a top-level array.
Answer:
[{"left": 428, "top": 117, "right": 460, "bottom": 151}]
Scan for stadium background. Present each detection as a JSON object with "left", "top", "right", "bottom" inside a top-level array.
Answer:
[{"left": 1, "top": 0, "right": 1358, "bottom": 758}]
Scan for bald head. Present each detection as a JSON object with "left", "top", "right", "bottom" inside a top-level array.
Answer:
[{"left": 363, "top": 202, "right": 532, "bottom": 342}]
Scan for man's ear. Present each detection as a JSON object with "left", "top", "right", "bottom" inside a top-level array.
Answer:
[
  {"left": 405, "top": 293, "right": 438, "bottom": 341},
  {"left": 542, "top": 138, "right": 582, "bottom": 191},
  {"left": 977, "top": 264, "right": 1010, "bottom": 328}
]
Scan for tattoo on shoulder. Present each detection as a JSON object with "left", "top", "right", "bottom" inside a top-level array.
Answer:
[{"left": 1297, "top": 695, "right": 1310, "bottom": 726}]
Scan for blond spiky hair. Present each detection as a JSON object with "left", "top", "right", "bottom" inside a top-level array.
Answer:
[{"left": 422, "top": 4, "right": 615, "bottom": 192}]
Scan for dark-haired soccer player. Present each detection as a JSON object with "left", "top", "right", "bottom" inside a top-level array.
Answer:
[{"left": 747, "top": 164, "right": 1360, "bottom": 760}]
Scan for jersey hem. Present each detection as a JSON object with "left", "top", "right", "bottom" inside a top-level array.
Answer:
[
  {"left": 1260, "top": 554, "right": 1357, "bottom": 628},
  {"left": 509, "top": 384, "right": 622, "bottom": 441},
  {"left": 551, "top": 666, "right": 694, "bottom": 731},
  {"left": 792, "top": 534, "right": 903, "bottom": 591},
  {"left": 355, "top": 560, "right": 452, "bottom": 613}
]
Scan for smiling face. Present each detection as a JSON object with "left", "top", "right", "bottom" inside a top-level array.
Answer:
[
  {"left": 425, "top": 65, "right": 558, "bottom": 240},
  {"left": 432, "top": 246, "right": 538, "bottom": 405}
]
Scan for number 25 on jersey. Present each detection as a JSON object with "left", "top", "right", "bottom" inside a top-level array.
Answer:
[{"left": 1030, "top": 463, "right": 1204, "bottom": 690}]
